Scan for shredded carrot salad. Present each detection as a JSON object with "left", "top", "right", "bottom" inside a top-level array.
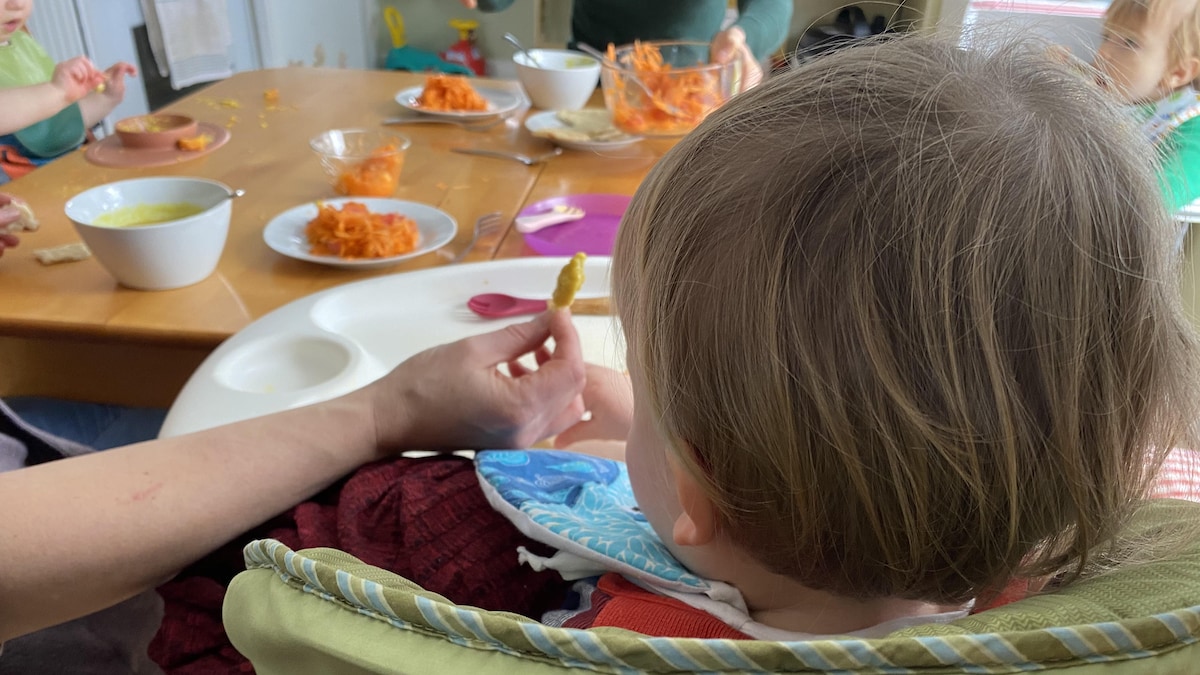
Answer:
[
  {"left": 336, "top": 143, "right": 404, "bottom": 197},
  {"left": 305, "top": 201, "right": 419, "bottom": 259},
  {"left": 606, "top": 42, "right": 724, "bottom": 135},
  {"left": 416, "top": 74, "right": 489, "bottom": 112}
]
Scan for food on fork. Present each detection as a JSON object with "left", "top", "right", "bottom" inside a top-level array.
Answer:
[
  {"left": 549, "top": 252, "right": 587, "bottom": 310},
  {"left": 336, "top": 143, "right": 405, "bottom": 197},
  {"left": 416, "top": 74, "right": 489, "bottom": 112},
  {"left": 305, "top": 201, "right": 419, "bottom": 259}
]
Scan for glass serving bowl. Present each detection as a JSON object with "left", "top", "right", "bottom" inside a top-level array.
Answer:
[
  {"left": 600, "top": 40, "right": 738, "bottom": 138},
  {"left": 309, "top": 129, "right": 411, "bottom": 197}
]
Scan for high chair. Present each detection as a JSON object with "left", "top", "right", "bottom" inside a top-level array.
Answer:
[{"left": 223, "top": 499, "right": 1200, "bottom": 674}]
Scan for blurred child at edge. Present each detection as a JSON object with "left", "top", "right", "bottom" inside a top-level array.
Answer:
[
  {"left": 1094, "top": 0, "right": 1200, "bottom": 212},
  {"left": 0, "top": 0, "right": 136, "bottom": 182}
]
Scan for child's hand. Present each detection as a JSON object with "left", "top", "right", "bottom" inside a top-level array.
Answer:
[
  {"left": 554, "top": 364, "right": 634, "bottom": 449},
  {"left": 51, "top": 56, "right": 105, "bottom": 104},
  {"left": 96, "top": 62, "right": 138, "bottom": 101},
  {"left": 711, "top": 27, "right": 763, "bottom": 93},
  {"left": 0, "top": 195, "right": 22, "bottom": 257}
]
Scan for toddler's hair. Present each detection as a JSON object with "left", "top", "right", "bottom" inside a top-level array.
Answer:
[
  {"left": 613, "top": 34, "right": 1200, "bottom": 603},
  {"left": 1106, "top": 0, "right": 1200, "bottom": 75}
]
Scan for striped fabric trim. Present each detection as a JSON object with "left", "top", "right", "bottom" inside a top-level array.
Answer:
[
  {"left": 1150, "top": 449, "right": 1200, "bottom": 502},
  {"left": 241, "top": 539, "right": 1200, "bottom": 674}
]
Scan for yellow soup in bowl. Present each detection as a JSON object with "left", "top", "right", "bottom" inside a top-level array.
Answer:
[{"left": 94, "top": 202, "right": 206, "bottom": 228}]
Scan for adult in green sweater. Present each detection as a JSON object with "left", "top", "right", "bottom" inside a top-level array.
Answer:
[{"left": 460, "top": 0, "right": 792, "bottom": 91}]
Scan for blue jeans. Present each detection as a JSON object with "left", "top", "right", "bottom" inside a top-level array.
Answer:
[{"left": 5, "top": 397, "right": 167, "bottom": 450}]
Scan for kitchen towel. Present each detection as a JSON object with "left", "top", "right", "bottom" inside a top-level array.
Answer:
[{"left": 141, "top": 0, "right": 233, "bottom": 89}]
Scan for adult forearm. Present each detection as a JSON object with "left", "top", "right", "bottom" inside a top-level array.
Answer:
[
  {"left": 0, "top": 83, "right": 72, "bottom": 136},
  {"left": 0, "top": 391, "right": 379, "bottom": 641},
  {"left": 736, "top": 0, "right": 793, "bottom": 59}
]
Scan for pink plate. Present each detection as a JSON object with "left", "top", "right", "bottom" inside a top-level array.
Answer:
[{"left": 519, "top": 193, "right": 631, "bottom": 257}]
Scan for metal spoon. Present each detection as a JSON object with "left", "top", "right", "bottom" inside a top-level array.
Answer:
[
  {"left": 503, "top": 32, "right": 540, "bottom": 67},
  {"left": 576, "top": 43, "right": 686, "bottom": 118}
]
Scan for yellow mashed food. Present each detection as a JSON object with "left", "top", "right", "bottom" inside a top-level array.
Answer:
[
  {"left": 94, "top": 202, "right": 206, "bottom": 228},
  {"left": 550, "top": 252, "right": 586, "bottom": 309}
]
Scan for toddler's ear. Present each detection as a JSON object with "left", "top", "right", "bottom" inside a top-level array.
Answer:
[
  {"left": 669, "top": 447, "right": 718, "bottom": 548},
  {"left": 1166, "top": 56, "right": 1200, "bottom": 91}
]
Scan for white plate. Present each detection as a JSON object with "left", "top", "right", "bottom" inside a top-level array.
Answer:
[
  {"left": 394, "top": 85, "right": 523, "bottom": 119},
  {"left": 160, "top": 257, "right": 623, "bottom": 438},
  {"left": 524, "top": 111, "right": 642, "bottom": 151},
  {"left": 263, "top": 197, "right": 456, "bottom": 269}
]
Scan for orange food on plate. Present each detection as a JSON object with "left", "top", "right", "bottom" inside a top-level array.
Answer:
[
  {"left": 416, "top": 74, "right": 489, "bottom": 112},
  {"left": 305, "top": 201, "right": 419, "bottom": 259},
  {"left": 263, "top": 88, "right": 280, "bottom": 104},
  {"left": 176, "top": 134, "right": 212, "bottom": 151},
  {"left": 606, "top": 41, "right": 723, "bottom": 135},
  {"left": 336, "top": 143, "right": 404, "bottom": 197}
]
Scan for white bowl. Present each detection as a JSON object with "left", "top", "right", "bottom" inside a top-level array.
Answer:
[
  {"left": 64, "top": 177, "right": 234, "bottom": 291},
  {"left": 514, "top": 49, "right": 601, "bottom": 111}
]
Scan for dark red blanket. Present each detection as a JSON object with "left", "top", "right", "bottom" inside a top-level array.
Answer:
[{"left": 149, "top": 455, "right": 567, "bottom": 674}]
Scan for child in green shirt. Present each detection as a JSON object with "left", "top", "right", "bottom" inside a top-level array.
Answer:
[
  {"left": 1093, "top": 0, "right": 1200, "bottom": 212},
  {"left": 0, "top": 1, "right": 136, "bottom": 181}
]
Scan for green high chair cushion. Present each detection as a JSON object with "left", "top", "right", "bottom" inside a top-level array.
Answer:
[{"left": 223, "top": 499, "right": 1200, "bottom": 674}]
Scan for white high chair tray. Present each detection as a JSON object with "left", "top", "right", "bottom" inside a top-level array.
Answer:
[{"left": 160, "top": 257, "right": 623, "bottom": 438}]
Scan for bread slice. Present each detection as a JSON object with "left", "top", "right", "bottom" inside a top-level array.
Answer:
[{"left": 2, "top": 200, "right": 38, "bottom": 233}]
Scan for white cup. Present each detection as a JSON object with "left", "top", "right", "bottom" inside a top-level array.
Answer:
[
  {"left": 514, "top": 49, "right": 602, "bottom": 111},
  {"left": 64, "top": 177, "right": 234, "bottom": 291}
]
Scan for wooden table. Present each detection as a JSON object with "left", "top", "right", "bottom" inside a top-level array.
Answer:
[{"left": 0, "top": 68, "right": 669, "bottom": 407}]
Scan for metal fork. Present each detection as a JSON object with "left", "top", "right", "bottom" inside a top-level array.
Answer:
[
  {"left": 382, "top": 115, "right": 507, "bottom": 132},
  {"left": 450, "top": 146, "right": 564, "bottom": 166},
  {"left": 441, "top": 212, "right": 505, "bottom": 263}
]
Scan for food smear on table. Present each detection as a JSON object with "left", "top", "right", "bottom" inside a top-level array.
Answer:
[
  {"left": 549, "top": 252, "right": 587, "bottom": 309},
  {"left": 305, "top": 201, "right": 419, "bottom": 259},
  {"left": 176, "top": 134, "right": 213, "bottom": 151},
  {"left": 94, "top": 202, "right": 205, "bottom": 228},
  {"left": 415, "top": 74, "right": 489, "bottom": 112},
  {"left": 335, "top": 143, "right": 405, "bottom": 197},
  {"left": 606, "top": 41, "right": 723, "bottom": 135}
]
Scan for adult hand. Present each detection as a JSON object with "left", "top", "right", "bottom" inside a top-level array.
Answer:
[
  {"left": 459, "top": 0, "right": 477, "bottom": 7},
  {"left": 366, "top": 309, "right": 586, "bottom": 453},
  {"left": 50, "top": 56, "right": 105, "bottom": 104},
  {"left": 711, "top": 26, "right": 764, "bottom": 92},
  {"left": 98, "top": 62, "right": 138, "bottom": 102},
  {"left": 554, "top": 364, "right": 634, "bottom": 448}
]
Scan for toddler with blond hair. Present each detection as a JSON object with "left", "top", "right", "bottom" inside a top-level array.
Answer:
[
  {"left": 1094, "top": 0, "right": 1200, "bottom": 211},
  {"left": 471, "top": 33, "right": 1200, "bottom": 639}
]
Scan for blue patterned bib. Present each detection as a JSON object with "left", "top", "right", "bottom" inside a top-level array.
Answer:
[{"left": 476, "top": 450, "right": 712, "bottom": 593}]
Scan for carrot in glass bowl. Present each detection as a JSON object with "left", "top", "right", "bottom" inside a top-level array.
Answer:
[
  {"left": 310, "top": 129, "right": 411, "bottom": 197},
  {"left": 601, "top": 40, "right": 736, "bottom": 137},
  {"left": 336, "top": 143, "right": 405, "bottom": 197}
]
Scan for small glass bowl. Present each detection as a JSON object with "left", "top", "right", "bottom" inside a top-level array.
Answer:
[
  {"left": 309, "top": 129, "right": 411, "bottom": 197},
  {"left": 600, "top": 40, "right": 738, "bottom": 138}
]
